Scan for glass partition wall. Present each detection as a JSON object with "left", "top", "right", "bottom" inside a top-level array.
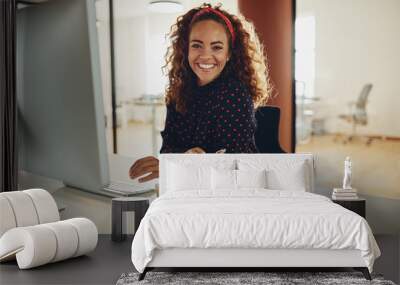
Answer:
[{"left": 295, "top": 0, "right": 400, "bottom": 233}]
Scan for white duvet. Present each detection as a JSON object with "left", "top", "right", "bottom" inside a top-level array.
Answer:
[{"left": 131, "top": 190, "right": 380, "bottom": 273}]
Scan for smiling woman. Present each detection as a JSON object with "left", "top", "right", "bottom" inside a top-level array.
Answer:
[{"left": 129, "top": 3, "right": 272, "bottom": 182}]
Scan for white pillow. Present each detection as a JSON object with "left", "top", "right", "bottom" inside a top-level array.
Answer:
[
  {"left": 238, "top": 159, "right": 309, "bottom": 191},
  {"left": 236, "top": 169, "right": 267, "bottom": 189},
  {"left": 211, "top": 169, "right": 268, "bottom": 190},
  {"left": 211, "top": 168, "right": 236, "bottom": 190},
  {"left": 266, "top": 162, "right": 307, "bottom": 191},
  {"left": 167, "top": 162, "right": 211, "bottom": 191}
]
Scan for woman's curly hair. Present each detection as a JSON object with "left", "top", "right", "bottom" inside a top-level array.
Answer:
[{"left": 163, "top": 3, "right": 272, "bottom": 114}]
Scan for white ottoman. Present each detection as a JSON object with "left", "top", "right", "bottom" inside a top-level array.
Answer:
[{"left": 0, "top": 189, "right": 98, "bottom": 269}]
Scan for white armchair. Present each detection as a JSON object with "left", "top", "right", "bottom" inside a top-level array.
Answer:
[{"left": 0, "top": 189, "right": 98, "bottom": 269}]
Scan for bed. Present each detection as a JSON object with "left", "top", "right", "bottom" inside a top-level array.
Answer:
[{"left": 131, "top": 154, "right": 380, "bottom": 280}]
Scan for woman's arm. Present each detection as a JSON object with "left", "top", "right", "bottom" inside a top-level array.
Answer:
[
  {"left": 159, "top": 104, "right": 187, "bottom": 153},
  {"left": 212, "top": 82, "right": 257, "bottom": 153}
]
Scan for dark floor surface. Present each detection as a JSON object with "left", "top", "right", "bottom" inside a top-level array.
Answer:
[
  {"left": 0, "top": 234, "right": 398, "bottom": 285},
  {"left": 0, "top": 235, "right": 134, "bottom": 285}
]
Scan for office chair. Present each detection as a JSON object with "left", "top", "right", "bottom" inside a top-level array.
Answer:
[
  {"left": 255, "top": 106, "right": 285, "bottom": 153},
  {"left": 337, "top": 83, "right": 373, "bottom": 144}
]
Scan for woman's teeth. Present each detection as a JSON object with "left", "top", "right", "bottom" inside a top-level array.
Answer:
[{"left": 198, "top": 63, "right": 215, "bottom": 70}]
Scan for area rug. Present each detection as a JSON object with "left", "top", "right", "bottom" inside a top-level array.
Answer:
[{"left": 116, "top": 271, "right": 396, "bottom": 285}]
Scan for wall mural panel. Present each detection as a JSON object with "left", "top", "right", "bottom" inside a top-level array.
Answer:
[{"left": 295, "top": 0, "right": 400, "bottom": 233}]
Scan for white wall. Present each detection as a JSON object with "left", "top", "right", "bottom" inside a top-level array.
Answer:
[
  {"left": 115, "top": 13, "right": 177, "bottom": 98},
  {"left": 145, "top": 14, "right": 177, "bottom": 95},
  {"left": 114, "top": 16, "right": 147, "bottom": 100},
  {"left": 298, "top": 0, "right": 400, "bottom": 137}
]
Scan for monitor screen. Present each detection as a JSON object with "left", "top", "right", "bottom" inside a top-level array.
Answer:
[{"left": 17, "top": 0, "right": 110, "bottom": 194}]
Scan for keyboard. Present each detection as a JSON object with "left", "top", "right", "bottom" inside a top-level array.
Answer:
[{"left": 103, "top": 180, "right": 154, "bottom": 196}]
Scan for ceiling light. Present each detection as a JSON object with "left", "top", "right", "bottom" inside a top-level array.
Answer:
[{"left": 148, "top": 1, "right": 184, "bottom": 14}]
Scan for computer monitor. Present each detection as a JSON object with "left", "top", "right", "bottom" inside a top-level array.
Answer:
[{"left": 17, "top": 0, "right": 110, "bottom": 194}]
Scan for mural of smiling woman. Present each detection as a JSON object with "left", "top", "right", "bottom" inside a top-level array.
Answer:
[{"left": 129, "top": 3, "right": 272, "bottom": 182}]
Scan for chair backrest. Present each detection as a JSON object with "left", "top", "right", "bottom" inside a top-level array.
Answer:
[
  {"left": 0, "top": 189, "right": 60, "bottom": 237},
  {"left": 254, "top": 106, "right": 285, "bottom": 153},
  {"left": 356, "top": 84, "right": 373, "bottom": 109}
]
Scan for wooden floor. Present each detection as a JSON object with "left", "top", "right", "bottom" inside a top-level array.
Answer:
[{"left": 0, "top": 235, "right": 398, "bottom": 285}]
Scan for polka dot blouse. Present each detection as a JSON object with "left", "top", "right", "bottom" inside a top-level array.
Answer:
[{"left": 159, "top": 74, "right": 258, "bottom": 154}]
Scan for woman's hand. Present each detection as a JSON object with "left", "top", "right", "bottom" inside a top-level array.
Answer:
[
  {"left": 129, "top": 148, "right": 204, "bottom": 183},
  {"left": 185, "top": 147, "right": 205, "bottom": 154},
  {"left": 129, "top": 156, "right": 159, "bottom": 182}
]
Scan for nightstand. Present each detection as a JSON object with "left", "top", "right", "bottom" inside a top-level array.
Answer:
[
  {"left": 332, "top": 198, "right": 366, "bottom": 218},
  {"left": 112, "top": 194, "right": 156, "bottom": 242}
]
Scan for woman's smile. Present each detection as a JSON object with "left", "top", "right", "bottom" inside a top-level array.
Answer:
[
  {"left": 197, "top": 63, "right": 216, "bottom": 70},
  {"left": 196, "top": 63, "right": 218, "bottom": 73}
]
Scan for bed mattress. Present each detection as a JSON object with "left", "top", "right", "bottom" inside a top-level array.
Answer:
[{"left": 131, "top": 190, "right": 380, "bottom": 273}]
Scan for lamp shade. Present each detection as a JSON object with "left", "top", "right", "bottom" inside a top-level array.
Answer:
[{"left": 148, "top": 1, "right": 184, "bottom": 13}]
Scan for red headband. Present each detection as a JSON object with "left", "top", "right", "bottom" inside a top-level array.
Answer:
[{"left": 190, "top": 7, "right": 235, "bottom": 44}]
